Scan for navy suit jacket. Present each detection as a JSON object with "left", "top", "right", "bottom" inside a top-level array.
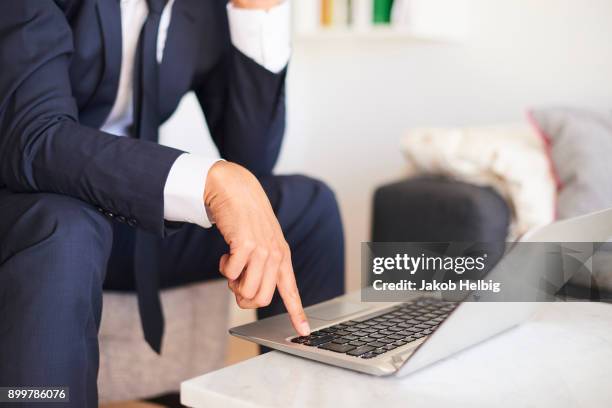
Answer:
[{"left": 0, "top": 0, "right": 286, "bottom": 236}]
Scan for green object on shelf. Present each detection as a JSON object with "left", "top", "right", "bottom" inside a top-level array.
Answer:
[{"left": 373, "top": 0, "right": 394, "bottom": 24}]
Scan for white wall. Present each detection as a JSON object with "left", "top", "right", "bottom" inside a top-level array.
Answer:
[{"left": 161, "top": 0, "right": 612, "bottom": 293}]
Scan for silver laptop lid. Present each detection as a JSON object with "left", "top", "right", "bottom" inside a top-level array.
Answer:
[
  {"left": 396, "top": 207, "right": 612, "bottom": 377},
  {"left": 521, "top": 207, "right": 612, "bottom": 242}
]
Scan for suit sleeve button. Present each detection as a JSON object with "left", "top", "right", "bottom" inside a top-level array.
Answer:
[
  {"left": 116, "top": 215, "right": 126, "bottom": 223},
  {"left": 127, "top": 218, "right": 138, "bottom": 226}
]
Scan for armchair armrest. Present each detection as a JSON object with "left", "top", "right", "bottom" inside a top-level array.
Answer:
[{"left": 372, "top": 177, "right": 511, "bottom": 242}]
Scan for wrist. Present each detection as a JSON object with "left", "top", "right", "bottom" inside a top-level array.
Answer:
[
  {"left": 204, "top": 161, "right": 255, "bottom": 209},
  {"left": 204, "top": 161, "right": 226, "bottom": 207}
]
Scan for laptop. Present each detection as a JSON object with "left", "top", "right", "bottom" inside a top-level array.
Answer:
[{"left": 230, "top": 208, "right": 612, "bottom": 377}]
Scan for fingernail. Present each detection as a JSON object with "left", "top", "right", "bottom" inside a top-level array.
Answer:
[{"left": 299, "top": 321, "right": 311, "bottom": 336}]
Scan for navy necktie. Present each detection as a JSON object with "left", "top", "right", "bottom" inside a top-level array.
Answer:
[
  {"left": 133, "top": 0, "right": 167, "bottom": 354},
  {"left": 133, "top": 0, "right": 165, "bottom": 142}
]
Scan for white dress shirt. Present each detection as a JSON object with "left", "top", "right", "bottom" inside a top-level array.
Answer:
[{"left": 100, "top": 0, "right": 290, "bottom": 228}]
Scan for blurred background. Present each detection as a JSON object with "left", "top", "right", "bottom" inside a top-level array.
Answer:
[
  {"left": 102, "top": 0, "right": 612, "bottom": 405},
  {"left": 161, "top": 0, "right": 612, "bottom": 293}
]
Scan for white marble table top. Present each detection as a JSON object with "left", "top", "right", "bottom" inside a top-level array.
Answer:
[{"left": 181, "top": 302, "right": 612, "bottom": 408}]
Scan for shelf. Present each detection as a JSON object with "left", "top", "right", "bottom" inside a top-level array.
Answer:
[{"left": 293, "top": 26, "right": 460, "bottom": 43}]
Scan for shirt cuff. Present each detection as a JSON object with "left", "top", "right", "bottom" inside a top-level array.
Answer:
[
  {"left": 227, "top": 0, "right": 291, "bottom": 74},
  {"left": 163, "top": 153, "right": 222, "bottom": 228}
]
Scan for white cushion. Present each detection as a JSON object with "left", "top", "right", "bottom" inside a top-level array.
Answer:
[{"left": 401, "top": 124, "right": 556, "bottom": 239}]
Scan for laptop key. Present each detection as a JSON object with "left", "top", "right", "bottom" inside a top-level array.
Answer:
[
  {"left": 359, "top": 337, "right": 376, "bottom": 343},
  {"left": 332, "top": 338, "right": 350, "bottom": 344},
  {"left": 320, "top": 327, "right": 337, "bottom": 333},
  {"left": 319, "top": 342, "right": 356, "bottom": 353},
  {"left": 384, "top": 344, "right": 398, "bottom": 351},
  {"left": 347, "top": 345, "right": 375, "bottom": 356},
  {"left": 362, "top": 328, "right": 377, "bottom": 334},
  {"left": 361, "top": 352, "right": 377, "bottom": 359},
  {"left": 349, "top": 340, "right": 366, "bottom": 346},
  {"left": 335, "top": 330, "right": 350, "bottom": 336},
  {"left": 368, "top": 341, "right": 386, "bottom": 348},
  {"left": 373, "top": 348, "right": 386, "bottom": 355},
  {"left": 344, "top": 335, "right": 358, "bottom": 341},
  {"left": 388, "top": 334, "right": 404, "bottom": 340},
  {"left": 304, "top": 335, "right": 334, "bottom": 346},
  {"left": 394, "top": 340, "right": 407, "bottom": 346},
  {"left": 379, "top": 338, "right": 394, "bottom": 344},
  {"left": 291, "top": 336, "right": 309, "bottom": 344},
  {"left": 370, "top": 333, "right": 385, "bottom": 339}
]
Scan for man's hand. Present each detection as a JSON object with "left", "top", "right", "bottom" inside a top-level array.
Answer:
[
  {"left": 231, "top": 0, "right": 283, "bottom": 10},
  {"left": 204, "top": 161, "right": 311, "bottom": 336}
]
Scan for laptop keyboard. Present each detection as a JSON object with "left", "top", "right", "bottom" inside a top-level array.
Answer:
[{"left": 291, "top": 297, "right": 457, "bottom": 359}]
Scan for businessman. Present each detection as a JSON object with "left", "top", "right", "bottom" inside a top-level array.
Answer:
[{"left": 0, "top": 0, "right": 344, "bottom": 406}]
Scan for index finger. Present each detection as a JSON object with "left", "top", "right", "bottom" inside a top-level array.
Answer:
[{"left": 277, "top": 256, "right": 311, "bottom": 337}]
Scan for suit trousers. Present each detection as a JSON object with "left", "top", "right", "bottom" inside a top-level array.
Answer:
[{"left": 0, "top": 174, "right": 345, "bottom": 408}]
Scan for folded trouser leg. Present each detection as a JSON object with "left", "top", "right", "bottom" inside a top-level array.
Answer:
[{"left": 0, "top": 189, "right": 113, "bottom": 408}]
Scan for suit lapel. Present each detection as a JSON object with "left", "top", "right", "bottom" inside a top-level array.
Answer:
[{"left": 87, "top": 0, "right": 122, "bottom": 127}]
